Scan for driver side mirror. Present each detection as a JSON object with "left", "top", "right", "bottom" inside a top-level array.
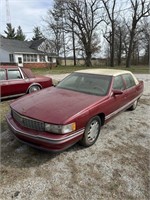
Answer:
[{"left": 112, "top": 89, "right": 123, "bottom": 95}]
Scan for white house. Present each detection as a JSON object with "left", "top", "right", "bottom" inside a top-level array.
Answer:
[{"left": 0, "top": 36, "right": 57, "bottom": 68}]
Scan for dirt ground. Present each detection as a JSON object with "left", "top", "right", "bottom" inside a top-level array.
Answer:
[{"left": 0, "top": 74, "right": 150, "bottom": 200}]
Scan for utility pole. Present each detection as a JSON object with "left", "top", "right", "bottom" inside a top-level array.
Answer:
[{"left": 5, "top": 0, "right": 11, "bottom": 24}]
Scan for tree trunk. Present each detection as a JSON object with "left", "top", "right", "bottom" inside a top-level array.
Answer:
[
  {"left": 85, "top": 52, "right": 92, "bottom": 67},
  {"left": 126, "top": 29, "right": 135, "bottom": 68},
  {"left": 118, "top": 30, "right": 122, "bottom": 66},
  {"left": 72, "top": 22, "right": 76, "bottom": 66},
  {"left": 111, "top": 27, "right": 115, "bottom": 67}
]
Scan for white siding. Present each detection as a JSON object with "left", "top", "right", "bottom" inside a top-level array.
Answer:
[
  {"left": 0, "top": 49, "right": 10, "bottom": 62},
  {"left": 52, "top": 58, "right": 56, "bottom": 63}
]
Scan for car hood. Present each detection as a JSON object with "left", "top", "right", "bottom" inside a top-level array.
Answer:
[{"left": 10, "top": 87, "right": 107, "bottom": 124}]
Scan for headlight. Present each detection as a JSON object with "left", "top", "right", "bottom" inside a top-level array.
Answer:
[{"left": 45, "top": 122, "right": 76, "bottom": 134}]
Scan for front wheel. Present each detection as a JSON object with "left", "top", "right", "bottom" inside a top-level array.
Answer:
[
  {"left": 79, "top": 116, "right": 101, "bottom": 147},
  {"left": 28, "top": 85, "right": 41, "bottom": 94}
]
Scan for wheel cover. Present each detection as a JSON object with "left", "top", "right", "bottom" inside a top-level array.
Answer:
[
  {"left": 133, "top": 100, "right": 137, "bottom": 108},
  {"left": 87, "top": 120, "right": 99, "bottom": 142},
  {"left": 29, "top": 86, "right": 40, "bottom": 93}
]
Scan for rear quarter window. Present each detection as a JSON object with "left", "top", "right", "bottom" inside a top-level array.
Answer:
[
  {"left": 123, "top": 74, "right": 136, "bottom": 89},
  {"left": 8, "top": 69, "right": 22, "bottom": 80},
  {"left": 113, "top": 75, "right": 125, "bottom": 90}
]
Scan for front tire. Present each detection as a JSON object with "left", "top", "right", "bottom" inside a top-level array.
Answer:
[{"left": 80, "top": 116, "right": 101, "bottom": 147}]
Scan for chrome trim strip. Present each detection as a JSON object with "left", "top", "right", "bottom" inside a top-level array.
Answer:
[
  {"left": 105, "top": 94, "right": 142, "bottom": 120},
  {"left": 1, "top": 93, "right": 25, "bottom": 100},
  {"left": 18, "top": 67, "right": 25, "bottom": 79},
  {"left": 6, "top": 115, "right": 84, "bottom": 144}
]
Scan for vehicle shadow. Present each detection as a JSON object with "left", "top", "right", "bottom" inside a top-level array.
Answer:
[{"left": 1, "top": 130, "right": 84, "bottom": 169}]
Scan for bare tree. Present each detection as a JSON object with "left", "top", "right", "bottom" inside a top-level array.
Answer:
[
  {"left": 101, "top": 0, "right": 117, "bottom": 67},
  {"left": 114, "top": 22, "right": 128, "bottom": 66},
  {"left": 63, "top": 0, "right": 103, "bottom": 67},
  {"left": 126, "top": 0, "right": 150, "bottom": 67},
  {"left": 139, "top": 18, "right": 150, "bottom": 64},
  {"left": 43, "top": 0, "right": 64, "bottom": 65}
]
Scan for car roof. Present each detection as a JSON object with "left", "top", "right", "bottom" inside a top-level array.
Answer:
[{"left": 75, "top": 68, "right": 133, "bottom": 77}]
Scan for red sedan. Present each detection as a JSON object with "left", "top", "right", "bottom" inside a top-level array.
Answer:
[
  {"left": 6, "top": 69, "right": 144, "bottom": 152},
  {"left": 0, "top": 66, "right": 53, "bottom": 100}
]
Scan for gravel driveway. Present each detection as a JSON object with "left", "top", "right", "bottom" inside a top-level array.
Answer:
[{"left": 1, "top": 74, "right": 150, "bottom": 200}]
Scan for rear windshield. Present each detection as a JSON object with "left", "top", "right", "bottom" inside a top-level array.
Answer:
[{"left": 21, "top": 68, "right": 35, "bottom": 78}]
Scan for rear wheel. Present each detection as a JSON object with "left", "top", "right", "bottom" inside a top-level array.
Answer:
[
  {"left": 28, "top": 85, "right": 41, "bottom": 93},
  {"left": 80, "top": 116, "right": 101, "bottom": 147},
  {"left": 129, "top": 99, "right": 138, "bottom": 111}
]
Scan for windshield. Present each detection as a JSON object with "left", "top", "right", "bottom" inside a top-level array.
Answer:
[{"left": 57, "top": 72, "right": 112, "bottom": 96}]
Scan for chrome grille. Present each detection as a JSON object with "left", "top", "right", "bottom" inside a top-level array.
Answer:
[{"left": 12, "top": 110, "right": 45, "bottom": 131}]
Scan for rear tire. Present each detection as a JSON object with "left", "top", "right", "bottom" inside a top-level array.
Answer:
[
  {"left": 28, "top": 85, "right": 41, "bottom": 93},
  {"left": 79, "top": 116, "right": 101, "bottom": 147},
  {"left": 129, "top": 99, "right": 138, "bottom": 111}
]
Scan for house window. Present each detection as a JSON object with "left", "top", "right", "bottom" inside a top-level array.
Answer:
[
  {"left": 34, "top": 55, "right": 37, "bottom": 62},
  {"left": 23, "top": 54, "right": 37, "bottom": 62},
  {"left": 31, "top": 55, "right": 34, "bottom": 62},
  {"left": 48, "top": 57, "right": 52, "bottom": 62},
  {"left": 23, "top": 55, "right": 26, "bottom": 62},
  {"left": 39, "top": 55, "right": 45, "bottom": 62},
  {"left": 9, "top": 54, "right": 14, "bottom": 62},
  {"left": 27, "top": 55, "right": 30, "bottom": 62}
]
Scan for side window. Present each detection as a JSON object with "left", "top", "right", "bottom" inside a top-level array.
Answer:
[
  {"left": 123, "top": 74, "right": 136, "bottom": 89},
  {"left": 8, "top": 70, "right": 22, "bottom": 80},
  {"left": 113, "top": 75, "right": 125, "bottom": 90},
  {"left": 0, "top": 70, "right": 6, "bottom": 80}
]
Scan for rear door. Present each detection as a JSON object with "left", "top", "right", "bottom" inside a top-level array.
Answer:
[
  {"left": 6, "top": 68, "right": 29, "bottom": 96},
  {"left": 122, "top": 73, "right": 138, "bottom": 106},
  {"left": 104, "top": 75, "right": 127, "bottom": 121}
]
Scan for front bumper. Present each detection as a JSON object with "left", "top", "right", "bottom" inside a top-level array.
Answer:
[{"left": 6, "top": 113, "right": 84, "bottom": 152}]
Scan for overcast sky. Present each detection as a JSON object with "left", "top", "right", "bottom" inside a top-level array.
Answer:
[{"left": 0, "top": 0, "right": 53, "bottom": 40}]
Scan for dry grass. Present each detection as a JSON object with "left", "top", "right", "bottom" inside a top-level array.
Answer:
[
  {"left": 31, "top": 65, "right": 150, "bottom": 75},
  {"left": 0, "top": 100, "right": 11, "bottom": 132}
]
